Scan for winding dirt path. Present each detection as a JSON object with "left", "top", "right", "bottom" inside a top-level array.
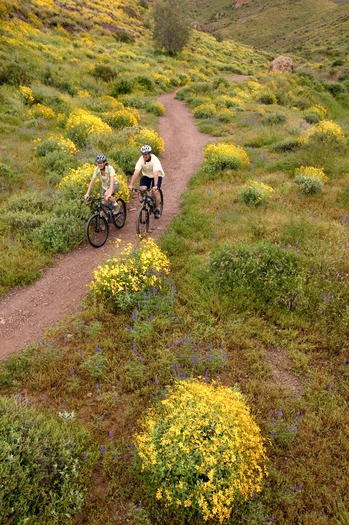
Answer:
[{"left": 0, "top": 92, "right": 213, "bottom": 359}]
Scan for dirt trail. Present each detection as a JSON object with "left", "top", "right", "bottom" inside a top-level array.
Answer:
[{"left": 0, "top": 92, "right": 213, "bottom": 359}]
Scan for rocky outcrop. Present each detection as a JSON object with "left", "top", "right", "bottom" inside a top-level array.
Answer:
[{"left": 268, "top": 56, "right": 294, "bottom": 73}]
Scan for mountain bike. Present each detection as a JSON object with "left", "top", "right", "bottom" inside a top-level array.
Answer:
[
  {"left": 132, "top": 188, "right": 164, "bottom": 235},
  {"left": 85, "top": 196, "right": 126, "bottom": 247}
]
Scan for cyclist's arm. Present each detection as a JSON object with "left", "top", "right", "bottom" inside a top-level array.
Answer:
[
  {"left": 84, "top": 177, "right": 95, "bottom": 200},
  {"left": 128, "top": 168, "right": 140, "bottom": 190},
  {"left": 104, "top": 175, "right": 115, "bottom": 200}
]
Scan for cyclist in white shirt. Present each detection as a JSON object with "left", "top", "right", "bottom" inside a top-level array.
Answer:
[{"left": 128, "top": 145, "right": 165, "bottom": 219}]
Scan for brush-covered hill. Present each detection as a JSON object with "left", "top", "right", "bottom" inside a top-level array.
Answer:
[
  {"left": 188, "top": 0, "right": 349, "bottom": 83},
  {"left": 0, "top": 0, "right": 270, "bottom": 294}
]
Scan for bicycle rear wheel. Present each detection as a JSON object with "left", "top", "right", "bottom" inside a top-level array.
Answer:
[
  {"left": 86, "top": 213, "right": 109, "bottom": 247},
  {"left": 158, "top": 188, "right": 164, "bottom": 216},
  {"left": 112, "top": 198, "right": 126, "bottom": 229},
  {"left": 136, "top": 206, "right": 149, "bottom": 235}
]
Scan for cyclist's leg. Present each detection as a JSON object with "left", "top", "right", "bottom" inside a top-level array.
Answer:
[
  {"left": 151, "top": 177, "right": 162, "bottom": 217},
  {"left": 139, "top": 176, "right": 151, "bottom": 201}
]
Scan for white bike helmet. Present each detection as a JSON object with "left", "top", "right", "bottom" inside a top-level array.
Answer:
[
  {"left": 95, "top": 154, "right": 107, "bottom": 163},
  {"left": 140, "top": 144, "right": 152, "bottom": 154}
]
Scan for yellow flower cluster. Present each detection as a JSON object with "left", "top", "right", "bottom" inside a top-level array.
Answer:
[
  {"left": 19, "top": 85, "right": 34, "bottom": 104},
  {"left": 29, "top": 103, "right": 55, "bottom": 119},
  {"left": 294, "top": 166, "right": 328, "bottom": 183},
  {"left": 66, "top": 108, "right": 112, "bottom": 136},
  {"left": 58, "top": 163, "right": 94, "bottom": 193},
  {"left": 50, "top": 135, "right": 78, "bottom": 155},
  {"left": 239, "top": 180, "right": 275, "bottom": 206},
  {"left": 131, "top": 128, "right": 165, "bottom": 155},
  {"left": 306, "top": 105, "right": 327, "bottom": 118},
  {"left": 89, "top": 238, "right": 170, "bottom": 305},
  {"left": 106, "top": 108, "right": 139, "bottom": 128},
  {"left": 204, "top": 143, "right": 250, "bottom": 170},
  {"left": 135, "top": 379, "right": 268, "bottom": 523},
  {"left": 302, "top": 119, "right": 345, "bottom": 145}
]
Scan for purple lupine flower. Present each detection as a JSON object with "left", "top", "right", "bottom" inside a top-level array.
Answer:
[
  {"left": 277, "top": 407, "right": 283, "bottom": 418},
  {"left": 109, "top": 431, "right": 113, "bottom": 440},
  {"left": 71, "top": 368, "right": 75, "bottom": 376}
]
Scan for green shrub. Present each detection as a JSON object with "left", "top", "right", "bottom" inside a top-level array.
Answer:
[
  {"left": 135, "top": 379, "right": 268, "bottom": 523},
  {"left": 134, "top": 76, "right": 154, "bottom": 91},
  {"left": 295, "top": 175, "right": 324, "bottom": 195},
  {"left": 302, "top": 111, "right": 321, "bottom": 124},
  {"left": 110, "top": 79, "right": 133, "bottom": 96},
  {"left": 31, "top": 200, "right": 85, "bottom": 253},
  {"left": 91, "top": 64, "right": 117, "bottom": 82},
  {"left": 40, "top": 150, "right": 76, "bottom": 184},
  {"left": 262, "top": 112, "right": 287, "bottom": 125},
  {"left": 209, "top": 242, "right": 304, "bottom": 311},
  {"left": 0, "top": 162, "right": 23, "bottom": 191},
  {"left": 109, "top": 144, "right": 140, "bottom": 174},
  {"left": 258, "top": 93, "right": 276, "bottom": 105},
  {"left": 0, "top": 395, "right": 95, "bottom": 525}
]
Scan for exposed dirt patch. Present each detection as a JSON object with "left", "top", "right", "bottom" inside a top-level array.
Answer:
[
  {"left": 0, "top": 92, "right": 214, "bottom": 359},
  {"left": 267, "top": 347, "right": 304, "bottom": 395}
]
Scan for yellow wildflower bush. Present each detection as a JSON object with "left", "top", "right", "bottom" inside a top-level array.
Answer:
[
  {"left": 57, "top": 162, "right": 94, "bottom": 195},
  {"left": 89, "top": 238, "right": 170, "bottom": 309},
  {"left": 135, "top": 379, "right": 268, "bottom": 523},
  {"left": 34, "top": 134, "right": 78, "bottom": 157},
  {"left": 130, "top": 128, "right": 165, "bottom": 156},
  {"left": 193, "top": 103, "right": 217, "bottom": 119},
  {"left": 19, "top": 85, "right": 34, "bottom": 104},
  {"left": 301, "top": 119, "right": 345, "bottom": 146},
  {"left": 66, "top": 108, "right": 112, "bottom": 147},
  {"left": 239, "top": 180, "right": 275, "bottom": 206},
  {"left": 203, "top": 142, "right": 250, "bottom": 173},
  {"left": 294, "top": 166, "right": 329, "bottom": 184},
  {"left": 29, "top": 103, "right": 55, "bottom": 119},
  {"left": 105, "top": 108, "right": 139, "bottom": 129}
]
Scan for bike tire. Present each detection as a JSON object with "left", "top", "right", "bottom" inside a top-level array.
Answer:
[
  {"left": 113, "top": 198, "right": 126, "bottom": 229},
  {"left": 86, "top": 213, "right": 109, "bottom": 248},
  {"left": 136, "top": 206, "right": 150, "bottom": 236},
  {"left": 158, "top": 188, "right": 164, "bottom": 216}
]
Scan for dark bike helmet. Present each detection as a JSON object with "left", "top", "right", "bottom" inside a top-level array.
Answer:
[
  {"left": 140, "top": 144, "right": 152, "bottom": 154},
  {"left": 95, "top": 154, "right": 107, "bottom": 163}
]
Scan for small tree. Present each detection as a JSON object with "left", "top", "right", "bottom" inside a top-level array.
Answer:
[{"left": 152, "top": 0, "right": 191, "bottom": 55}]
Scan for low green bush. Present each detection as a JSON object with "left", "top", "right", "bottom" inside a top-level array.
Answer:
[
  {"left": 295, "top": 175, "right": 324, "bottom": 195},
  {"left": 0, "top": 395, "right": 95, "bottom": 524},
  {"left": 110, "top": 79, "right": 133, "bottom": 96},
  {"left": 109, "top": 144, "right": 140, "bottom": 174},
  {"left": 0, "top": 162, "right": 23, "bottom": 191},
  {"left": 262, "top": 112, "right": 287, "bottom": 125},
  {"left": 209, "top": 242, "right": 304, "bottom": 311}
]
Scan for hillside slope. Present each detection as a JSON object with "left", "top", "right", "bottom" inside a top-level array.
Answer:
[{"left": 189, "top": 0, "right": 349, "bottom": 81}]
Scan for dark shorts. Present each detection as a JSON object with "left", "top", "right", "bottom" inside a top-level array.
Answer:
[{"left": 139, "top": 176, "right": 163, "bottom": 190}]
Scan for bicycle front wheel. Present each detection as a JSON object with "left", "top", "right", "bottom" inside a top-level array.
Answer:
[
  {"left": 112, "top": 198, "right": 126, "bottom": 229},
  {"left": 136, "top": 206, "right": 149, "bottom": 235},
  {"left": 86, "top": 213, "right": 109, "bottom": 247},
  {"left": 158, "top": 188, "right": 164, "bottom": 216}
]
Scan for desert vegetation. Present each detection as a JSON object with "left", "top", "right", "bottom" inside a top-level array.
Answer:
[{"left": 1, "top": 1, "right": 349, "bottom": 524}]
